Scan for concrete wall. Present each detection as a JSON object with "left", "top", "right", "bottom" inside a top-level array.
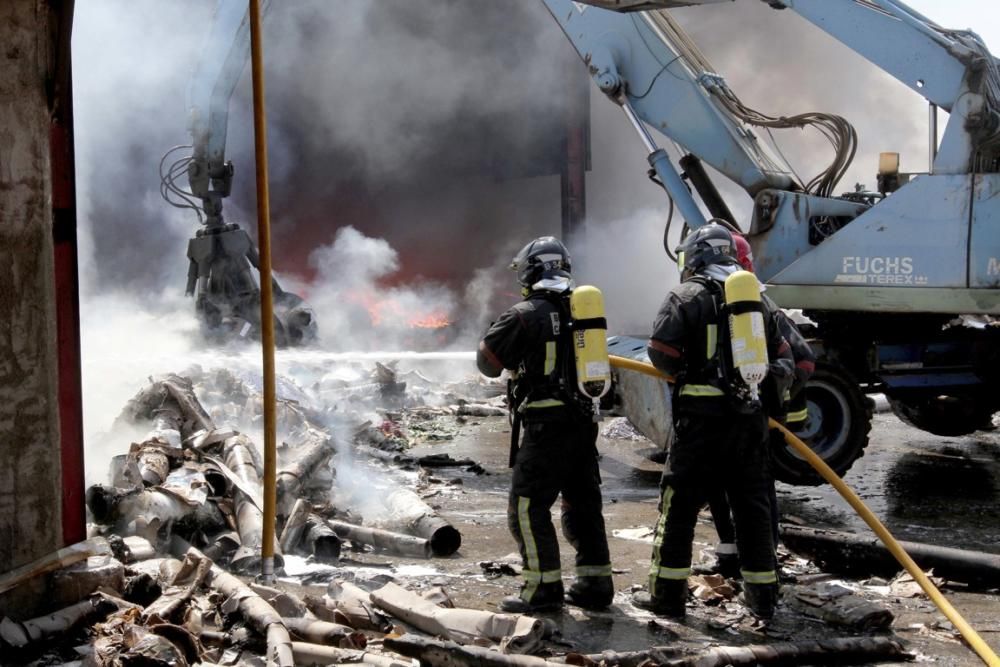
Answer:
[{"left": 0, "top": 0, "right": 64, "bottom": 573}]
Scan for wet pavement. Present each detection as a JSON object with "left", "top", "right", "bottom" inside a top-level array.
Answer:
[
  {"left": 782, "top": 411, "right": 1000, "bottom": 553},
  {"left": 383, "top": 409, "right": 1000, "bottom": 666}
]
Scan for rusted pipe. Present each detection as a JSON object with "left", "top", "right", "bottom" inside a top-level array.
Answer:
[
  {"left": 276, "top": 430, "right": 334, "bottom": 515},
  {"left": 328, "top": 520, "right": 431, "bottom": 559},
  {"left": 383, "top": 489, "right": 460, "bottom": 557},
  {"left": 223, "top": 434, "right": 281, "bottom": 572},
  {"left": 303, "top": 515, "right": 342, "bottom": 561}
]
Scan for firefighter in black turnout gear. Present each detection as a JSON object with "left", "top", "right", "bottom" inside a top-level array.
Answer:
[
  {"left": 477, "top": 237, "right": 614, "bottom": 613},
  {"left": 635, "top": 223, "right": 794, "bottom": 620},
  {"left": 702, "top": 233, "right": 817, "bottom": 578}
]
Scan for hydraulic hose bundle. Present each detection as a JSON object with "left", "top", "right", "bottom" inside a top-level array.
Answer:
[{"left": 645, "top": 10, "right": 858, "bottom": 198}]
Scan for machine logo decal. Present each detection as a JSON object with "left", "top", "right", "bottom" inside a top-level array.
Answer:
[
  {"left": 988, "top": 257, "right": 1000, "bottom": 276},
  {"left": 572, "top": 2, "right": 589, "bottom": 13},
  {"left": 835, "top": 256, "right": 927, "bottom": 285}
]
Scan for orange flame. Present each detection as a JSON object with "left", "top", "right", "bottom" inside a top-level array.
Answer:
[
  {"left": 408, "top": 312, "right": 452, "bottom": 329},
  {"left": 346, "top": 291, "right": 452, "bottom": 329}
]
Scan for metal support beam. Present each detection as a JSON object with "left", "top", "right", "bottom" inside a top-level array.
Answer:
[
  {"left": 49, "top": 0, "right": 85, "bottom": 547},
  {"left": 561, "top": 66, "right": 589, "bottom": 246}
]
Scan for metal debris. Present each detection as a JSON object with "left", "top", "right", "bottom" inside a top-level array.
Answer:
[
  {"left": 787, "top": 582, "right": 895, "bottom": 631},
  {"left": 0, "top": 361, "right": 980, "bottom": 665}
]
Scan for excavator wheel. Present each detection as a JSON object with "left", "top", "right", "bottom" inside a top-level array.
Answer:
[
  {"left": 771, "top": 363, "right": 873, "bottom": 486},
  {"left": 887, "top": 394, "right": 997, "bottom": 437}
]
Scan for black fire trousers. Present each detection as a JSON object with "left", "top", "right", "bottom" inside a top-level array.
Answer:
[
  {"left": 709, "top": 427, "right": 782, "bottom": 549},
  {"left": 649, "top": 409, "right": 777, "bottom": 596},
  {"left": 507, "top": 417, "right": 612, "bottom": 602}
]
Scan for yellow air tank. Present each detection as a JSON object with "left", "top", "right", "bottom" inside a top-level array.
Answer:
[
  {"left": 570, "top": 285, "right": 611, "bottom": 419},
  {"left": 724, "top": 270, "right": 769, "bottom": 400}
]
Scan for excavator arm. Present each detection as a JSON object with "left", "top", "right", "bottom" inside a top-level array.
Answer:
[
  {"left": 766, "top": 0, "right": 1000, "bottom": 174},
  {"left": 544, "top": 0, "right": 798, "bottom": 201},
  {"left": 161, "top": 0, "right": 316, "bottom": 347},
  {"left": 187, "top": 0, "right": 270, "bottom": 228},
  {"left": 564, "top": 0, "right": 1000, "bottom": 487},
  {"left": 559, "top": 0, "right": 1000, "bottom": 189},
  {"left": 550, "top": 0, "right": 1000, "bottom": 309}
]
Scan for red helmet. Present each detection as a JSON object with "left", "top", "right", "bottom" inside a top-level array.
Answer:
[{"left": 733, "top": 234, "right": 754, "bottom": 273}]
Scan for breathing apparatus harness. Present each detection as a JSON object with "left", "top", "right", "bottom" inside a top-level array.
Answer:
[
  {"left": 507, "top": 285, "right": 612, "bottom": 466},
  {"left": 682, "top": 271, "right": 769, "bottom": 414}
]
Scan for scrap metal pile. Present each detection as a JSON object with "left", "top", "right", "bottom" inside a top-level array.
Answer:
[
  {"left": 0, "top": 535, "right": 560, "bottom": 666},
  {"left": 1, "top": 363, "right": 994, "bottom": 665},
  {"left": 0, "top": 531, "right": 915, "bottom": 667},
  {"left": 0, "top": 360, "right": 509, "bottom": 665},
  {"left": 85, "top": 366, "right": 485, "bottom": 571}
]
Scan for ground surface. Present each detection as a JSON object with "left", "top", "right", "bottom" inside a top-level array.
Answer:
[{"left": 313, "top": 409, "right": 1000, "bottom": 666}]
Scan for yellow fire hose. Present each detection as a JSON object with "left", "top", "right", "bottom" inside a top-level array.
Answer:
[{"left": 608, "top": 355, "right": 1000, "bottom": 667}]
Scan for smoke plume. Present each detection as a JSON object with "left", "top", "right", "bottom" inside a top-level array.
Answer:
[{"left": 71, "top": 0, "right": 938, "bottom": 479}]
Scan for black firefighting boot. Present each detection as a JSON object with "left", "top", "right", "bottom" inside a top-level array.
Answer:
[
  {"left": 632, "top": 579, "right": 687, "bottom": 618},
  {"left": 565, "top": 576, "right": 614, "bottom": 610},
  {"left": 500, "top": 582, "right": 564, "bottom": 614},
  {"left": 743, "top": 582, "right": 779, "bottom": 620}
]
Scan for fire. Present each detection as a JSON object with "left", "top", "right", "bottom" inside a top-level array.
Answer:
[
  {"left": 408, "top": 312, "right": 452, "bottom": 329},
  {"left": 346, "top": 291, "right": 452, "bottom": 329}
]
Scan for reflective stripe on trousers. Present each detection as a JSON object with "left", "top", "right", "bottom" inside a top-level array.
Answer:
[
  {"left": 515, "top": 495, "right": 563, "bottom": 600},
  {"left": 648, "top": 486, "right": 691, "bottom": 591},
  {"left": 523, "top": 568, "right": 563, "bottom": 583},
  {"left": 651, "top": 565, "right": 691, "bottom": 580},
  {"left": 786, "top": 407, "right": 808, "bottom": 423},
  {"left": 523, "top": 398, "right": 565, "bottom": 409},
  {"left": 576, "top": 564, "right": 613, "bottom": 577},
  {"left": 742, "top": 569, "right": 778, "bottom": 584}
]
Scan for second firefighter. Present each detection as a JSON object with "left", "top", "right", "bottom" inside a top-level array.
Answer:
[
  {"left": 636, "top": 223, "right": 794, "bottom": 620},
  {"left": 477, "top": 236, "right": 614, "bottom": 614}
]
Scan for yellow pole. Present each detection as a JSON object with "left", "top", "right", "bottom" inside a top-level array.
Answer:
[
  {"left": 248, "top": 0, "right": 278, "bottom": 583},
  {"left": 607, "top": 354, "right": 1000, "bottom": 667}
]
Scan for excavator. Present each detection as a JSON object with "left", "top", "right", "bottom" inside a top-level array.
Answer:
[
  {"left": 545, "top": 0, "right": 1000, "bottom": 484},
  {"left": 166, "top": 0, "right": 1000, "bottom": 484},
  {"left": 159, "top": 0, "right": 316, "bottom": 348}
]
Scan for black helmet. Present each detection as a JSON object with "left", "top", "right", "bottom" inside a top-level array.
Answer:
[
  {"left": 675, "top": 223, "right": 737, "bottom": 275},
  {"left": 510, "top": 236, "right": 572, "bottom": 288}
]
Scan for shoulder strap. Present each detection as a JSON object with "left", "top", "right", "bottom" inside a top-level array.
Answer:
[{"left": 686, "top": 275, "right": 724, "bottom": 320}]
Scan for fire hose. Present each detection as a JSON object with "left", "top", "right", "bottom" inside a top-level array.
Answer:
[{"left": 608, "top": 355, "right": 1000, "bottom": 667}]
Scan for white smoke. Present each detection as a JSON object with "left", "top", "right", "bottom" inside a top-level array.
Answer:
[
  {"left": 671, "top": 2, "right": 927, "bottom": 188},
  {"left": 574, "top": 208, "right": 680, "bottom": 335},
  {"left": 71, "top": 0, "right": 978, "bottom": 487},
  {"left": 306, "top": 226, "right": 456, "bottom": 350},
  {"left": 78, "top": 289, "right": 201, "bottom": 486},
  {"left": 72, "top": 1, "right": 219, "bottom": 294},
  {"left": 573, "top": 0, "right": 951, "bottom": 330}
]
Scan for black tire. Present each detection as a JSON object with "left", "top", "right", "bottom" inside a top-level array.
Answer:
[
  {"left": 887, "top": 394, "right": 996, "bottom": 437},
  {"left": 771, "top": 363, "right": 873, "bottom": 486}
]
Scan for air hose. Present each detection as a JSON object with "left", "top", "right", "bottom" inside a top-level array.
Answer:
[{"left": 608, "top": 354, "right": 1000, "bottom": 667}]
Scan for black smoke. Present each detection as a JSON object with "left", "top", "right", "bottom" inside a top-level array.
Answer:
[{"left": 75, "top": 1, "right": 585, "bottom": 294}]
